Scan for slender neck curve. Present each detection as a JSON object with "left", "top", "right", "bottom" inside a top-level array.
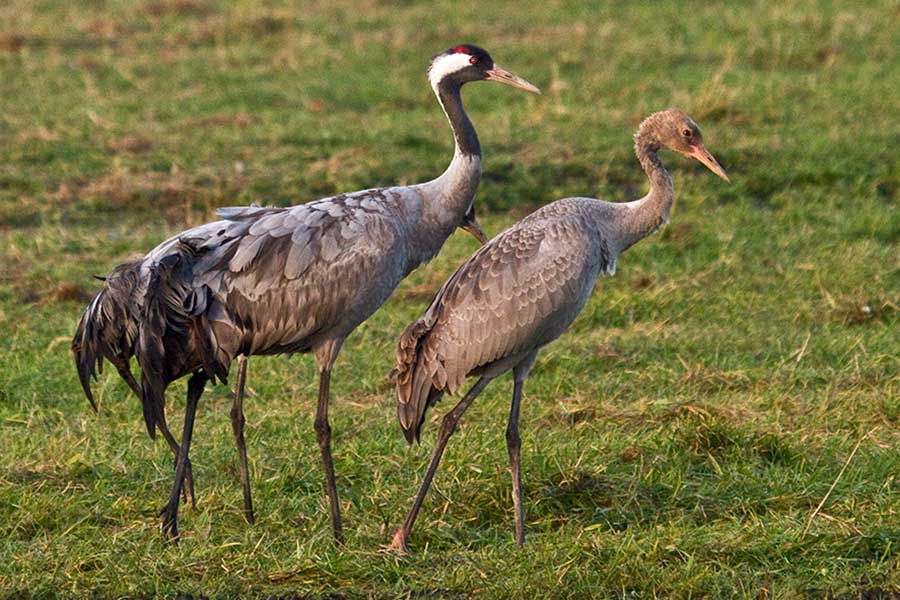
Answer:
[
  {"left": 435, "top": 78, "right": 481, "bottom": 158},
  {"left": 617, "top": 121, "right": 674, "bottom": 252},
  {"left": 412, "top": 77, "right": 483, "bottom": 253}
]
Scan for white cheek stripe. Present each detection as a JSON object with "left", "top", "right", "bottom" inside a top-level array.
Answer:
[{"left": 428, "top": 53, "right": 472, "bottom": 89}]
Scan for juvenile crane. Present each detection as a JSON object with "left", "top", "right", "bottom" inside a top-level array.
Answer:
[
  {"left": 389, "top": 108, "right": 729, "bottom": 550},
  {"left": 72, "top": 44, "right": 539, "bottom": 542}
]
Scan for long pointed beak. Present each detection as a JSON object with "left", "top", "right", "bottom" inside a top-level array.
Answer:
[
  {"left": 688, "top": 144, "right": 730, "bottom": 182},
  {"left": 484, "top": 65, "right": 541, "bottom": 94},
  {"left": 459, "top": 206, "right": 488, "bottom": 244}
]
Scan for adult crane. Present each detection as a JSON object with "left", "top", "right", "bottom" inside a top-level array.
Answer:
[
  {"left": 389, "top": 108, "right": 729, "bottom": 551},
  {"left": 72, "top": 44, "right": 539, "bottom": 542}
]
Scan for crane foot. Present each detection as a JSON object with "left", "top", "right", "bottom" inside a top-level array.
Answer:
[
  {"left": 176, "top": 458, "right": 196, "bottom": 509},
  {"left": 387, "top": 529, "right": 408, "bottom": 553},
  {"left": 159, "top": 505, "right": 180, "bottom": 543}
]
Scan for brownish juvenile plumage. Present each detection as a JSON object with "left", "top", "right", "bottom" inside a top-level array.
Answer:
[
  {"left": 389, "top": 108, "right": 730, "bottom": 552},
  {"left": 392, "top": 205, "right": 604, "bottom": 443}
]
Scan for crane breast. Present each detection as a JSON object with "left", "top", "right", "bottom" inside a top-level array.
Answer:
[{"left": 418, "top": 213, "right": 600, "bottom": 396}]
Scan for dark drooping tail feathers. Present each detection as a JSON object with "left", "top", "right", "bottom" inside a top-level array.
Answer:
[
  {"left": 136, "top": 241, "right": 224, "bottom": 439},
  {"left": 391, "top": 318, "right": 446, "bottom": 444},
  {"left": 71, "top": 261, "right": 143, "bottom": 411}
]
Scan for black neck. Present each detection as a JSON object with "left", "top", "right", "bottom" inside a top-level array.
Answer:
[{"left": 436, "top": 79, "right": 481, "bottom": 158}]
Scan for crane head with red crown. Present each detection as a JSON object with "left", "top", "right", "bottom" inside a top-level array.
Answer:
[{"left": 427, "top": 44, "right": 540, "bottom": 94}]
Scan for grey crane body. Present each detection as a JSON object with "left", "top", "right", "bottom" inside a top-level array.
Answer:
[
  {"left": 395, "top": 197, "right": 616, "bottom": 434},
  {"left": 71, "top": 44, "right": 538, "bottom": 542},
  {"left": 146, "top": 164, "right": 481, "bottom": 371},
  {"left": 389, "top": 108, "right": 729, "bottom": 551}
]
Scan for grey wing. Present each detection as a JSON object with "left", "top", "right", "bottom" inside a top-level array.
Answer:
[
  {"left": 394, "top": 214, "right": 602, "bottom": 438},
  {"left": 186, "top": 193, "right": 405, "bottom": 358},
  {"left": 428, "top": 216, "right": 596, "bottom": 394}
]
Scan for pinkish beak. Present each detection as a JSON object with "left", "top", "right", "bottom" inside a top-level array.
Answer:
[
  {"left": 484, "top": 65, "right": 541, "bottom": 94},
  {"left": 688, "top": 143, "right": 730, "bottom": 182}
]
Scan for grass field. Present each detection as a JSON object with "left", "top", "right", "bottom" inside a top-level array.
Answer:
[{"left": 1, "top": 0, "right": 899, "bottom": 597}]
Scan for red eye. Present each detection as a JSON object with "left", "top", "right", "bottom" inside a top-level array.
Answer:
[{"left": 469, "top": 56, "right": 479, "bottom": 64}]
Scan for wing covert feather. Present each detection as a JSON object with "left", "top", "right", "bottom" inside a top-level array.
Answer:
[
  {"left": 394, "top": 202, "right": 614, "bottom": 440},
  {"left": 185, "top": 189, "right": 412, "bottom": 356},
  {"left": 427, "top": 215, "right": 594, "bottom": 394}
]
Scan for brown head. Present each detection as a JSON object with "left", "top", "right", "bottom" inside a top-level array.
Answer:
[{"left": 640, "top": 108, "right": 730, "bottom": 182}]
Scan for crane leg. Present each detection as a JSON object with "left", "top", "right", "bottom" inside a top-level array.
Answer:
[
  {"left": 312, "top": 340, "right": 345, "bottom": 543},
  {"left": 231, "top": 354, "right": 254, "bottom": 524},
  {"left": 507, "top": 354, "right": 536, "bottom": 546},
  {"left": 112, "top": 357, "right": 195, "bottom": 507},
  {"left": 389, "top": 376, "right": 491, "bottom": 552},
  {"left": 160, "top": 371, "right": 206, "bottom": 542},
  {"left": 315, "top": 366, "right": 343, "bottom": 543},
  {"left": 157, "top": 409, "right": 196, "bottom": 509},
  {"left": 506, "top": 378, "right": 525, "bottom": 546}
]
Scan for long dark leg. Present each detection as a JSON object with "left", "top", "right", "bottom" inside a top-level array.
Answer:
[
  {"left": 231, "top": 354, "right": 254, "bottom": 524},
  {"left": 315, "top": 366, "right": 343, "bottom": 543},
  {"left": 507, "top": 377, "right": 526, "bottom": 546},
  {"left": 389, "top": 376, "right": 491, "bottom": 552},
  {"left": 507, "top": 354, "right": 536, "bottom": 546},
  {"left": 157, "top": 411, "right": 196, "bottom": 509},
  {"left": 160, "top": 372, "right": 206, "bottom": 541},
  {"left": 113, "top": 357, "right": 195, "bottom": 507}
]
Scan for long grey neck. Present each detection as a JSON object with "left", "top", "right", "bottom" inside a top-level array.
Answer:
[
  {"left": 437, "top": 79, "right": 480, "bottom": 157},
  {"left": 615, "top": 124, "right": 674, "bottom": 253},
  {"left": 414, "top": 79, "right": 483, "bottom": 257}
]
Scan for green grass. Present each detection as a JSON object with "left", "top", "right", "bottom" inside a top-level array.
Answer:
[{"left": 1, "top": 0, "right": 899, "bottom": 597}]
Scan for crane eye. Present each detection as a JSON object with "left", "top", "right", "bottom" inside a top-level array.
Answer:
[
  {"left": 682, "top": 129, "right": 692, "bottom": 137},
  {"left": 469, "top": 56, "right": 479, "bottom": 64}
]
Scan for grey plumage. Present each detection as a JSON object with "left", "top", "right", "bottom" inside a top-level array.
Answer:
[
  {"left": 167, "top": 185, "right": 470, "bottom": 367},
  {"left": 394, "top": 198, "right": 615, "bottom": 441},
  {"left": 73, "top": 260, "right": 142, "bottom": 412},
  {"left": 71, "top": 44, "right": 538, "bottom": 542},
  {"left": 71, "top": 258, "right": 201, "bottom": 504},
  {"left": 389, "top": 108, "right": 730, "bottom": 551}
]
